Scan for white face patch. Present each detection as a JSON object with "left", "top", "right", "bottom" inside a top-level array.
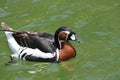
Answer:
[{"left": 70, "top": 34, "right": 76, "bottom": 40}]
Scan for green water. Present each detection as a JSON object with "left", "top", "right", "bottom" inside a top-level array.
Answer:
[{"left": 0, "top": 0, "right": 120, "bottom": 80}]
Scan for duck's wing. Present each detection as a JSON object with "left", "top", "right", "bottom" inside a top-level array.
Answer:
[
  {"left": 13, "top": 32, "right": 56, "bottom": 53},
  {"left": 1, "top": 22, "right": 56, "bottom": 53}
]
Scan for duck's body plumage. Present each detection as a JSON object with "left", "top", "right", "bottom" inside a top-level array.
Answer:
[
  {"left": 13, "top": 32, "right": 55, "bottom": 53},
  {"left": 1, "top": 22, "right": 80, "bottom": 62}
]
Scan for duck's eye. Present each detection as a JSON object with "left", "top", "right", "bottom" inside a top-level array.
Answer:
[{"left": 70, "top": 34, "right": 76, "bottom": 40}]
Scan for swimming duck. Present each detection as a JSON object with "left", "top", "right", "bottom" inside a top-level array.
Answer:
[{"left": 1, "top": 22, "right": 80, "bottom": 62}]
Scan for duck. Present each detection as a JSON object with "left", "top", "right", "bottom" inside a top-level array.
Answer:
[{"left": 1, "top": 22, "right": 80, "bottom": 62}]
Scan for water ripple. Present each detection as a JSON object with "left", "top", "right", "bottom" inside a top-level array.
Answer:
[
  {"left": 0, "top": 11, "right": 11, "bottom": 18},
  {"left": 93, "top": 32, "right": 112, "bottom": 36}
]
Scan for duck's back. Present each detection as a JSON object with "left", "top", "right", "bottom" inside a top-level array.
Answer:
[{"left": 13, "top": 32, "right": 56, "bottom": 53}]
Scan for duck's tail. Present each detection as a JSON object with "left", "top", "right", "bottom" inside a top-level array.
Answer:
[
  {"left": 1, "top": 22, "right": 12, "bottom": 30},
  {"left": 0, "top": 22, "right": 20, "bottom": 57},
  {"left": 0, "top": 22, "right": 29, "bottom": 34}
]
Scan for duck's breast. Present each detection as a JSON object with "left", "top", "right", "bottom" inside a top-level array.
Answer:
[{"left": 59, "top": 42, "right": 76, "bottom": 61}]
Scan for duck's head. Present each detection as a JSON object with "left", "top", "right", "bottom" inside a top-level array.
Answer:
[{"left": 54, "top": 26, "right": 80, "bottom": 49}]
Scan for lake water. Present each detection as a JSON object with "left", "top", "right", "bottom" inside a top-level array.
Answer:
[{"left": 0, "top": 0, "right": 120, "bottom": 80}]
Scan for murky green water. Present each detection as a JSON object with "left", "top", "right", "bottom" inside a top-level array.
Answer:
[{"left": 0, "top": 0, "right": 120, "bottom": 80}]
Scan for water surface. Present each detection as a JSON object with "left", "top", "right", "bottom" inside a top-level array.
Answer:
[{"left": 0, "top": 0, "right": 120, "bottom": 80}]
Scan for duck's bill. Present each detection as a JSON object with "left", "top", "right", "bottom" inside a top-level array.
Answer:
[
  {"left": 74, "top": 37, "right": 80, "bottom": 43},
  {"left": 70, "top": 34, "right": 80, "bottom": 43}
]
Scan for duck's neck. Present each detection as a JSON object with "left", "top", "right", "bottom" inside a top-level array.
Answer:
[{"left": 59, "top": 41, "right": 76, "bottom": 61}]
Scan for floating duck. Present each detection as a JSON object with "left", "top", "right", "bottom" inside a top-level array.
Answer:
[{"left": 1, "top": 22, "right": 80, "bottom": 62}]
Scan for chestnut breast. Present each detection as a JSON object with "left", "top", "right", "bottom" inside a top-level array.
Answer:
[{"left": 59, "top": 41, "right": 76, "bottom": 61}]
